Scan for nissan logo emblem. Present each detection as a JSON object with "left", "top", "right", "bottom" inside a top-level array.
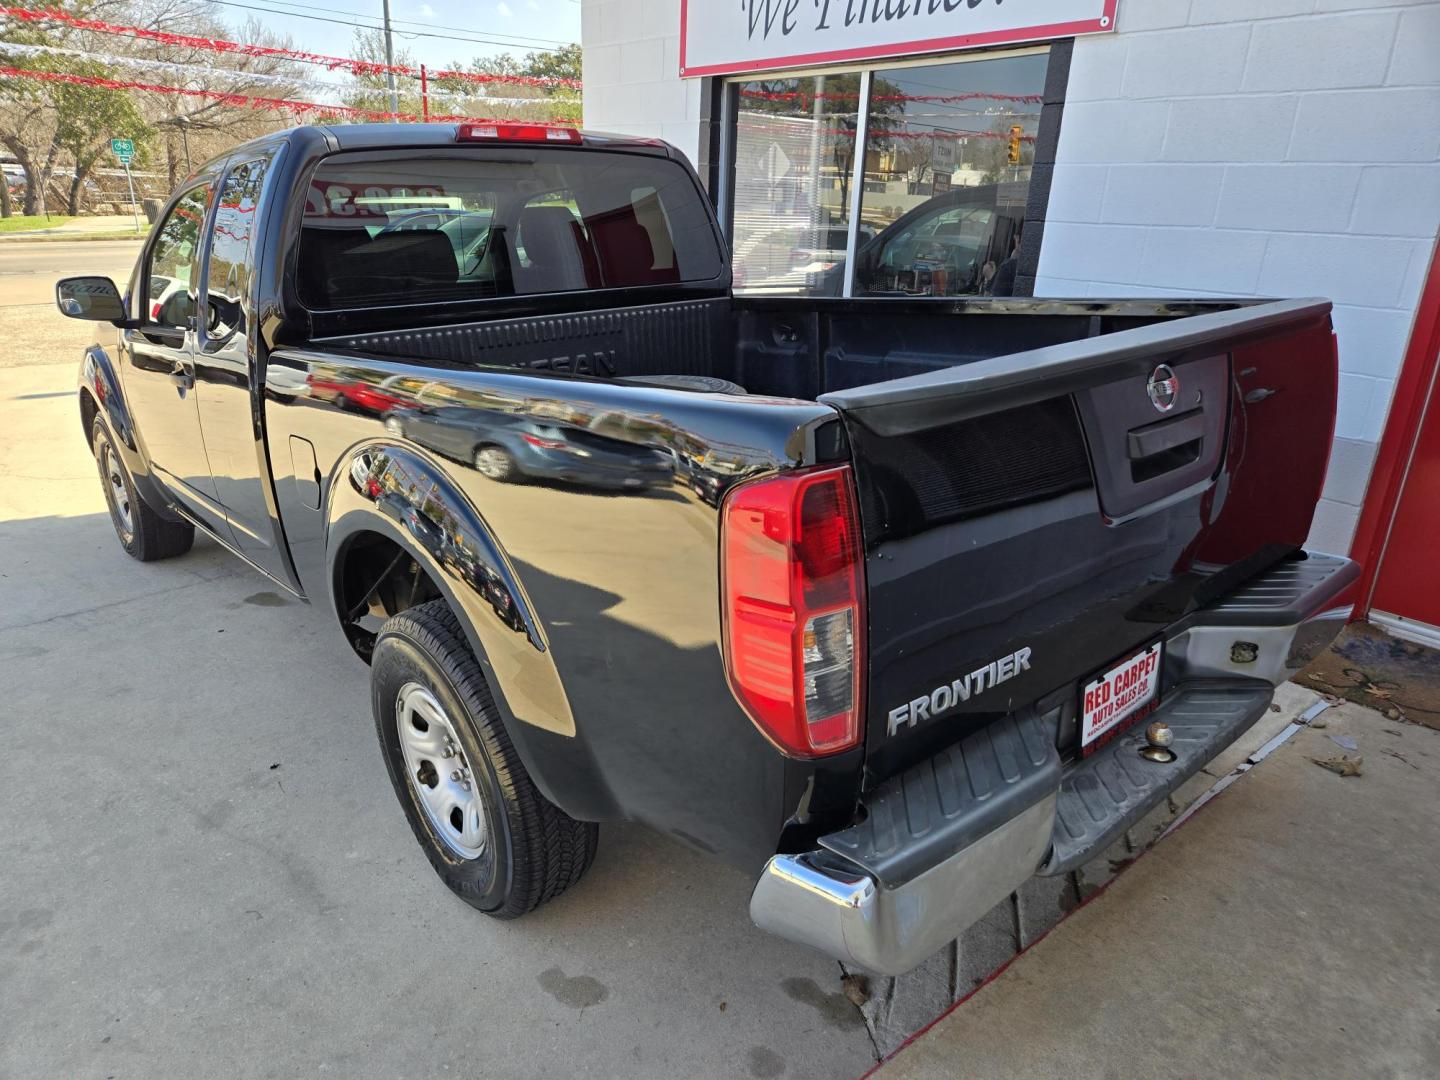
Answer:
[{"left": 1147, "top": 364, "right": 1180, "bottom": 413}]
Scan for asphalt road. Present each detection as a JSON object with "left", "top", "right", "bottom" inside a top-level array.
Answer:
[
  {"left": 0, "top": 303, "right": 878, "bottom": 1075},
  {"left": 0, "top": 239, "right": 143, "bottom": 306}
]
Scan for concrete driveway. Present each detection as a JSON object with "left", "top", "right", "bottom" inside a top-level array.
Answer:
[
  {"left": 878, "top": 700, "right": 1440, "bottom": 1079},
  {"left": 0, "top": 292, "right": 877, "bottom": 1078}
]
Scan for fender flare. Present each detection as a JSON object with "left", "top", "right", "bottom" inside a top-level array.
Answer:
[
  {"left": 323, "top": 440, "right": 610, "bottom": 815},
  {"left": 79, "top": 344, "right": 178, "bottom": 521}
]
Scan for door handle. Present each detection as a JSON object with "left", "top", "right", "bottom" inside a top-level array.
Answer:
[
  {"left": 137, "top": 327, "right": 186, "bottom": 348},
  {"left": 168, "top": 364, "right": 194, "bottom": 390},
  {"left": 1127, "top": 409, "right": 1204, "bottom": 460}
]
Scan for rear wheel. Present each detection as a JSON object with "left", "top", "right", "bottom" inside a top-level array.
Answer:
[
  {"left": 473, "top": 444, "right": 516, "bottom": 482},
  {"left": 372, "top": 600, "right": 598, "bottom": 917},
  {"left": 92, "top": 417, "right": 194, "bottom": 562}
]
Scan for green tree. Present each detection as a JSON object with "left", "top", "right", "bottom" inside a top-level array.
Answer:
[
  {"left": 343, "top": 27, "right": 425, "bottom": 119},
  {"left": 522, "top": 43, "right": 581, "bottom": 84},
  {"left": 0, "top": 10, "right": 71, "bottom": 214},
  {"left": 52, "top": 60, "right": 154, "bottom": 214},
  {"left": 338, "top": 34, "right": 580, "bottom": 127}
]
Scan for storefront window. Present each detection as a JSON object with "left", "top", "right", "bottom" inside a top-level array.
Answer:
[
  {"left": 730, "top": 74, "right": 859, "bottom": 296},
  {"left": 852, "top": 53, "right": 1047, "bottom": 298},
  {"left": 727, "top": 50, "right": 1049, "bottom": 298}
]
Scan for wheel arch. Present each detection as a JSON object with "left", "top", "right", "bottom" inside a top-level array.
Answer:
[
  {"left": 79, "top": 345, "right": 183, "bottom": 523},
  {"left": 324, "top": 442, "right": 596, "bottom": 810},
  {"left": 79, "top": 345, "right": 136, "bottom": 453}
]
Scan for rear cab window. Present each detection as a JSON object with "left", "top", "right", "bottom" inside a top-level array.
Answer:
[{"left": 296, "top": 148, "right": 722, "bottom": 311}]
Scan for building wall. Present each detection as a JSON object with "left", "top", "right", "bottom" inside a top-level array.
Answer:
[
  {"left": 581, "top": 0, "right": 1440, "bottom": 552},
  {"left": 1035, "top": 0, "right": 1440, "bottom": 553},
  {"left": 581, "top": 0, "right": 704, "bottom": 165}
]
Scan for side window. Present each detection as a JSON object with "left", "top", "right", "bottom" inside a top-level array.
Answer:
[
  {"left": 206, "top": 157, "right": 270, "bottom": 339},
  {"left": 146, "top": 185, "right": 211, "bottom": 330}
]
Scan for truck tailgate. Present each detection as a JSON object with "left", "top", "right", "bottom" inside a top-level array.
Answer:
[{"left": 818, "top": 299, "right": 1337, "bottom": 784}]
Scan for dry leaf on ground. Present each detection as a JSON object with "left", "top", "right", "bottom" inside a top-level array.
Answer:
[
  {"left": 841, "top": 973, "right": 870, "bottom": 1007},
  {"left": 1309, "top": 754, "right": 1363, "bottom": 777}
]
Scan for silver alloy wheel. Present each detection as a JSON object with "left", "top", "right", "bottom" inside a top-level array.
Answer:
[
  {"left": 474, "top": 446, "right": 511, "bottom": 480},
  {"left": 396, "top": 681, "right": 487, "bottom": 859},
  {"left": 102, "top": 441, "right": 133, "bottom": 537}
]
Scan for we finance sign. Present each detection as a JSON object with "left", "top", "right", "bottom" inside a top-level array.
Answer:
[{"left": 680, "top": 0, "right": 1117, "bottom": 77}]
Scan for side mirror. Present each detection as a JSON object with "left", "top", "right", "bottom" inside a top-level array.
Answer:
[{"left": 56, "top": 276, "right": 127, "bottom": 324}]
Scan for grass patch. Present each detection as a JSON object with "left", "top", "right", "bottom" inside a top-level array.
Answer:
[{"left": 0, "top": 214, "right": 82, "bottom": 233}]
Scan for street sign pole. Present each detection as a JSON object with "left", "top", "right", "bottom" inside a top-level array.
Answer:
[
  {"left": 123, "top": 161, "right": 139, "bottom": 234},
  {"left": 110, "top": 138, "right": 139, "bottom": 233}
]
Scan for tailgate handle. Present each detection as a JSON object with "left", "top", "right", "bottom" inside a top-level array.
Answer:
[{"left": 1127, "top": 409, "right": 1204, "bottom": 460}]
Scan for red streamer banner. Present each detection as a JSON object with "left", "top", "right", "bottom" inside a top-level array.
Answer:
[
  {"left": 0, "top": 65, "right": 576, "bottom": 127},
  {"left": 736, "top": 116, "right": 1034, "bottom": 142},
  {"left": 739, "top": 88, "right": 1043, "bottom": 105},
  {"left": 0, "top": 6, "right": 582, "bottom": 90}
]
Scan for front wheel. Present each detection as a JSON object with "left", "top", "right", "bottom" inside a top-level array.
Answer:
[
  {"left": 371, "top": 600, "right": 598, "bottom": 917},
  {"left": 92, "top": 417, "right": 194, "bottom": 562}
]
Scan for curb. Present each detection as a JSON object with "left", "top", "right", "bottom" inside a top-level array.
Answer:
[{"left": 0, "top": 232, "right": 148, "bottom": 243}]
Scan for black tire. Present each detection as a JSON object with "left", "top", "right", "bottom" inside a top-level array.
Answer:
[
  {"left": 372, "top": 600, "right": 598, "bottom": 918},
  {"left": 472, "top": 444, "right": 517, "bottom": 482},
  {"left": 92, "top": 417, "right": 194, "bottom": 562}
]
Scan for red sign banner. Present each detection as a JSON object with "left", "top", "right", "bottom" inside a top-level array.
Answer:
[{"left": 681, "top": 0, "right": 1118, "bottom": 78}]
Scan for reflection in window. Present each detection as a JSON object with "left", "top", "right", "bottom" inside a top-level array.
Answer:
[
  {"left": 206, "top": 156, "right": 269, "bottom": 338},
  {"left": 853, "top": 53, "right": 1047, "bottom": 298},
  {"left": 147, "top": 184, "right": 210, "bottom": 328},
  {"left": 730, "top": 74, "right": 860, "bottom": 296}
]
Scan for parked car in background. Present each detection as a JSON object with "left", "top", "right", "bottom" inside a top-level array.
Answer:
[
  {"left": 3, "top": 162, "right": 25, "bottom": 201},
  {"left": 383, "top": 406, "right": 674, "bottom": 490},
  {"left": 305, "top": 372, "right": 412, "bottom": 415},
  {"left": 819, "top": 182, "right": 1027, "bottom": 297}
]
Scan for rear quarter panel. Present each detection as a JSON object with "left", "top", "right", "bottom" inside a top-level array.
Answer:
[{"left": 264, "top": 350, "right": 842, "bottom": 866}]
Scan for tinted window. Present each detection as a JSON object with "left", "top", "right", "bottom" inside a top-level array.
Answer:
[
  {"left": 296, "top": 150, "right": 721, "bottom": 310},
  {"left": 147, "top": 184, "right": 210, "bottom": 329},
  {"left": 205, "top": 157, "right": 269, "bottom": 339}
]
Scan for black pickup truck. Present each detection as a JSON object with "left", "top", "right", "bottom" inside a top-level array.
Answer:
[{"left": 57, "top": 123, "right": 1358, "bottom": 975}]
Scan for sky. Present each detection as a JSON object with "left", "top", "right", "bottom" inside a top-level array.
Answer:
[{"left": 214, "top": 0, "right": 583, "bottom": 70}]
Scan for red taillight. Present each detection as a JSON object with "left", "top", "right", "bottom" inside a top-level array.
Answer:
[
  {"left": 721, "top": 465, "right": 865, "bottom": 758},
  {"left": 521, "top": 432, "right": 567, "bottom": 450},
  {"left": 457, "top": 123, "right": 581, "bottom": 144}
]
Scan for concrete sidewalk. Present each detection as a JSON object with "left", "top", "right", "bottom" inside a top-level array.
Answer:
[
  {"left": 877, "top": 701, "right": 1440, "bottom": 1080},
  {"left": 0, "top": 214, "right": 149, "bottom": 241}
]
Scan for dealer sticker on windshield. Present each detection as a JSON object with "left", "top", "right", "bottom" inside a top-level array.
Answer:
[{"left": 1080, "top": 642, "right": 1162, "bottom": 753}]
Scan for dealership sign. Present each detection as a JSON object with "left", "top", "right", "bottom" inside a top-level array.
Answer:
[{"left": 680, "top": 0, "right": 1118, "bottom": 77}]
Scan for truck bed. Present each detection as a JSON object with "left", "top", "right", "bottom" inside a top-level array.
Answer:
[
  {"left": 298, "top": 292, "right": 1338, "bottom": 791},
  {"left": 314, "top": 294, "right": 1259, "bottom": 405}
]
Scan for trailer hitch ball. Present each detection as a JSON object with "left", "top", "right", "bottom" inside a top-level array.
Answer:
[
  {"left": 1230, "top": 641, "right": 1260, "bottom": 664},
  {"left": 1139, "top": 720, "right": 1177, "bottom": 764}
]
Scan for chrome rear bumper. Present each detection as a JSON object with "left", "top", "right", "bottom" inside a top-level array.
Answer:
[
  {"left": 750, "top": 554, "right": 1356, "bottom": 976},
  {"left": 750, "top": 795, "right": 1057, "bottom": 977}
]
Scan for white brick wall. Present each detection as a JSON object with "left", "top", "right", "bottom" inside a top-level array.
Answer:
[
  {"left": 1037, "top": 0, "right": 1440, "bottom": 552},
  {"left": 579, "top": 1, "right": 1438, "bottom": 550},
  {"left": 581, "top": 0, "right": 704, "bottom": 165}
]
